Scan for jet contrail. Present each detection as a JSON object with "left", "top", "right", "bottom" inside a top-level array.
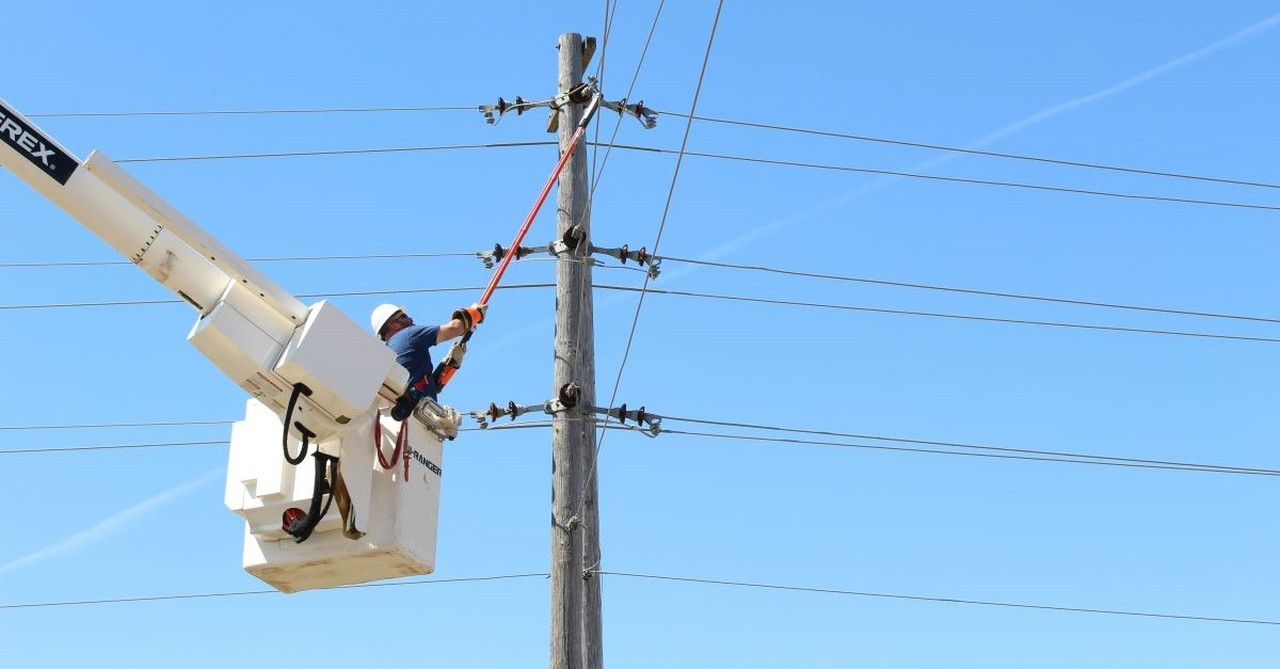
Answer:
[
  {"left": 971, "top": 11, "right": 1280, "bottom": 149},
  {"left": 0, "top": 467, "right": 223, "bottom": 577},
  {"left": 705, "top": 10, "right": 1280, "bottom": 254}
]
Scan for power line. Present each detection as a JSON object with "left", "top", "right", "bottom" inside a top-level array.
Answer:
[
  {"left": 667, "top": 113, "right": 1280, "bottom": 191},
  {"left": 3, "top": 282, "right": 1275, "bottom": 344},
  {"left": 32, "top": 104, "right": 1278, "bottom": 193},
  {"left": 603, "top": 143, "right": 1280, "bottom": 213},
  {"left": 114, "top": 141, "right": 557, "bottom": 163},
  {"left": 6, "top": 416, "right": 1271, "bottom": 478},
  {"left": 597, "top": 571, "right": 1280, "bottom": 627},
  {"left": 593, "top": 284, "right": 1280, "bottom": 344},
  {"left": 0, "top": 419, "right": 233, "bottom": 431},
  {"left": 41, "top": 140, "right": 1279, "bottom": 212},
  {"left": 0, "top": 573, "right": 547, "bottom": 610},
  {"left": 659, "top": 427, "right": 1277, "bottom": 477},
  {"left": 0, "top": 283, "right": 553, "bottom": 311},
  {"left": 658, "top": 255, "right": 1280, "bottom": 326},
  {"left": 0, "top": 440, "right": 225, "bottom": 455},
  {"left": 0, "top": 252, "right": 475, "bottom": 269},
  {"left": 590, "top": 0, "right": 724, "bottom": 508},
  {"left": 10, "top": 248, "right": 1280, "bottom": 329},
  {"left": 27, "top": 105, "right": 474, "bottom": 118},
  {"left": 6, "top": 564, "right": 1270, "bottom": 627},
  {"left": 32, "top": 134, "right": 1273, "bottom": 214},
  {"left": 589, "top": 0, "right": 665, "bottom": 197}
]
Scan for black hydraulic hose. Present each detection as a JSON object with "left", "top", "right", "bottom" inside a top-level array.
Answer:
[
  {"left": 282, "top": 383, "right": 314, "bottom": 465},
  {"left": 284, "top": 453, "right": 336, "bottom": 544}
]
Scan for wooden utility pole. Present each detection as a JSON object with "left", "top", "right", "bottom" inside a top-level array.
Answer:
[{"left": 550, "top": 32, "right": 602, "bottom": 669}]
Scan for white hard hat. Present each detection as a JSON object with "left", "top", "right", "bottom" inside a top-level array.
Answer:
[{"left": 371, "top": 303, "right": 405, "bottom": 338}]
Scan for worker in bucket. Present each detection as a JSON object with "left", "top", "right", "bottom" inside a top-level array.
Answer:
[{"left": 371, "top": 302, "right": 485, "bottom": 402}]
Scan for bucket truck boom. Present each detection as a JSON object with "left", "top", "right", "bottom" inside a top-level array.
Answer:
[{"left": 0, "top": 97, "right": 456, "bottom": 593}]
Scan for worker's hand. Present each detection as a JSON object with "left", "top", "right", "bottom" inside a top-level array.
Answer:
[
  {"left": 442, "top": 341, "right": 467, "bottom": 368},
  {"left": 452, "top": 302, "right": 486, "bottom": 331}
]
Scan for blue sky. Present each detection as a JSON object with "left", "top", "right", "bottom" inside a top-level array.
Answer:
[{"left": 3, "top": 2, "right": 1280, "bottom": 667}]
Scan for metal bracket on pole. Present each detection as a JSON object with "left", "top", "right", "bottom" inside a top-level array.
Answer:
[
  {"left": 545, "top": 80, "right": 599, "bottom": 133},
  {"left": 551, "top": 225, "right": 587, "bottom": 257}
]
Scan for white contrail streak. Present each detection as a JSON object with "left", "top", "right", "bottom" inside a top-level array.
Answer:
[
  {"left": 692, "top": 11, "right": 1280, "bottom": 261},
  {"left": 0, "top": 467, "right": 222, "bottom": 577},
  {"left": 970, "top": 12, "right": 1280, "bottom": 149}
]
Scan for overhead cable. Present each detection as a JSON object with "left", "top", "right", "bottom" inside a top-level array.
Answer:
[
  {"left": 0, "top": 440, "right": 225, "bottom": 455},
  {"left": 10, "top": 250, "right": 1280, "bottom": 328},
  {"left": 590, "top": 0, "right": 724, "bottom": 506},
  {"left": 589, "top": 0, "right": 666, "bottom": 196},
  {"left": 33, "top": 104, "right": 1276, "bottom": 192},
  {"left": 593, "top": 284, "right": 1280, "bottom": 344},
  {"left": 659, "top": 428, "right": 1277, "bottom": 476},
  {"left": 658, "top": 256, "right": 1280, "bottom": 325},
  {"left": 597, "top": 571, "right": 1280, "bottom": 627},
  {"left": 3, "top": 283, "right": 1276, "bottom": 344},
  {"left": 0, "top": 252, "right": 474, "bottom": 269},
  {"left": 603, "top": 144, "right": 1280, "bottom": 212},
  {"left": 28, "top": 105, "right": 474, "bottom": 118},
  {"left": 0, "top": 419, "right": 233, "bottom": 431},
  {"left": 71, "top": 143, "right": 1280, "bottom": 212},
  {"left": 668, "top": 113, "right": 1280, "bottom": 191},
  {"left": 115, "top": 141, "right": 557, "bottom": 163},
  {"left": 6, "top": 414, "right": 1273, "bottom": 478},
  {"left": 0, "top": 283, "right": 553, "bottom": 311},
  {"left": 0, "top": 573, "right": 547, "bottom": 610}
]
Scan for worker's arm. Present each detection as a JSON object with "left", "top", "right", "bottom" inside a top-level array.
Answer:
[
  {"left": 436, "top": 318, "right": 466, "bottom": 343},
  {"left": 436, "top": 303, "right": 485, "bottom": 343}
]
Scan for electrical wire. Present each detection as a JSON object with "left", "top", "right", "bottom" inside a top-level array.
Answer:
[
  {"left": 4, "top": 282, "right": 1275, "bottom": 344},
  {"left": 5, "top": 565, "right": 1270, "bottom": 627},
  {"left": 657, "top": 414, "right": 1277, "bottom": 474},
  {"left": 0, "top": 440, "right": 225, "bottom": 455},
  {"left": 0, "top": 283, "right": 554, "bottom": 311},
  {"left": 27, "top": 106, "right": 474, "bottom": 118},
  {"left": 596, "top": 571, "right": 1280, "bottom": 627},
  {"left": 114, "top": 141, "right": 557, "bottom": 163},
  {"left": 0, "top": 419, "right": 233, "bottom": 430},
  {"left": 0, "top": 573, "right": 548, "bottom": 610},
  {"left": 10, "top": 248, "right": 1280, "bottom": 328},
  {"left": 461, "top": 410, "right": 1277, "bottom": 477},
  {"left": 589, "top": 0, "right": 665, "bottom": 197},
  {"left": 31, "top": 103, "right": 1279, "bottom": 193},
  {"left": 11, "top": 412, "right": 1271, "bottom": 478},
  {"left": 56, "top": 142, "right": 1280, "bottom": 212},
  {"left": 657, "top": 255, "right": 1280, "bottom": 325},
  {"left": 658, "top": 428, "right": 1277, "bottom": 477},
  {"left": 586, "top": 0, "right": 724, "bottom": 514},
  {"left": 591, "top": 284, "right": 1280, "bottom": 344},
  {"left": 665, "top": 113, "right": 1280, "bottom": 191},
  {"left": 33, "top": 103, "right": 1278, "bottom": 193},
  {"left": 0, "top": 252, "right": 475, "bottom": 269},
  {"left": 601, "top": 143, "right": 1280, "bottom": 213}
]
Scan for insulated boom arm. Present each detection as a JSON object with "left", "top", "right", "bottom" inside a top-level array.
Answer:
[{"left": 0, "top": 98, "right": 402, "bottom": 436}]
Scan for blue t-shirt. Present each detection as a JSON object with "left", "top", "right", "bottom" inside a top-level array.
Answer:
[{"left": 386, "top": 323, "right": 442, "bottom": 399}]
